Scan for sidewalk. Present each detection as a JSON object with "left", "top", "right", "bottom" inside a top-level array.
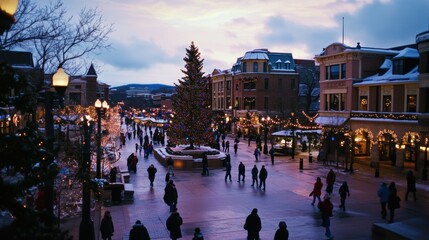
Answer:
[{"left": 62, "top": 133, "right": 429, "bottom": 240}]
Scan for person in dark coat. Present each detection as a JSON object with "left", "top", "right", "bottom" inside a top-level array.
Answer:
[
  {"left": 202, "top": 153, "right": 209, "bottom": 176},
  {"left": 319, "top": 195, "right": 333, "bottom": 239},
  {"left": 147, "top": 164, "right": 157, "bottom": 187},
  {"left": 326, "top": 169, "right": 336, "bottom": 194},
  {"left": 100, "top": 211, "right": 114, "bottom": 240},
  {"left": 192, "top": 227, "right": 204, "bottom": 240},
  {"left": 127, "top": 153, "right": 134, "bottom": 172},
  {"left": 164, "top": 180, "right": 178, "bottom": 212},
  {"left": 238, "top": 162, "right": 245, "bottom": 182},
  {"left": 254, "top": 148, "right": 261, "bottom": 162},
  {"left": 258, "top": 165, "right": 268, "bottom": 190},
  {"left": 129, "top": 220, "right": 150, "bottom": 240},
  {"left": 166, "top": 208, "right": 183, "bottom": 240},
  {"left": 377, "top": 182, "right": 389, "bottom": 219},
  {"left": 274, "top": 221, "right": 289, "bottom": 240},
  {"left": 338, "top": 181, "right": 350, "bottom": 211},
  {"left": 234, "top": 142, "right": 238, "bottom": 154},
  {"left": 225, "top": 140, "right": 230, "bottom": 153},
  {"left": 387, "top": 181, "right": 400, "bottom": 223},
  {"left": 405, "top": 170, "right": 417, "bottom": 201},
  {"left": 244, "top": 208, "right": 262, "bottom": 240},
  {"left": 269, "top": 146, "right": 275, "bottom": 165},
  {"left": 251, "top": 165, "right": 259, "bottom": 187},
  {"left": 110, "top": 167, "right": 117, "bottom": 183},
  {"left": 225, "top": 160, "right": 232, "bottom": 182}
]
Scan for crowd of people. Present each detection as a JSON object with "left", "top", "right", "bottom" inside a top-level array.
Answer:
[{"left": 99, "top": 115, "right": 419, "bottom": 240}]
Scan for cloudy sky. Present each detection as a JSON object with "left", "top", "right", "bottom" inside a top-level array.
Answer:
[{"left": 47, "top": 0, "right": 429, "bottom": 87}]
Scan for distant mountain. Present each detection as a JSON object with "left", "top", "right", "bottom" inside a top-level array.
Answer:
[{"left": 110, "top": 83, "right": 175, "bottom": 91}]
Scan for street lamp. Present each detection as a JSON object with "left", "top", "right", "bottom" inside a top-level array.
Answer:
[
  {"left": 422, "top": 137, "right": 428, "bottom": 180},
  {"left": 94, "top": 99, "right": 109, "bottom": 179},
  {"left": 262, "top": 116, "right": 271, "bottom": 154},
  {"left": 45, "top": 66, "right": 69, "bottom": 226},
  {"left": 79, "top": 116, "right": 95, "bottom": 240},
  {"left": 0, "top": 0, "right": 19, "bottom": 35}
]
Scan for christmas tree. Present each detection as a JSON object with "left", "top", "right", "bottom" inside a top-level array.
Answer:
[{"left": 169, "top": 42, "right": 212, "bottom": 149}]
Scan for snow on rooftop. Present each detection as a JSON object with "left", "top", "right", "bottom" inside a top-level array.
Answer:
[
  {"left": 243, "top": 51, "right": 269, "bottom": 60},
  {"left": 355, "top": 66, "right": 419, "bottom": 86},
  {"left": 380, "top": 58, "right": 392, "bottom": 69},
  {"left": 393, "top": 47, "right": 419, "bottom": 59}
]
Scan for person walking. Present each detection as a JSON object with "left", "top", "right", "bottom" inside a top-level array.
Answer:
[
  {"left": 258, "top": 165, "right": 268, "bottom": 190},
  {"left": 243, "top": 208, "right": 262, "bottom": 240},
  {"left": 326, "top": 169, "right": 336, "bottom": 195},
  {"left": 166, "top": 208, "right": 183, "bottom": 240},
  {"left": 222, "top": 139, "right": 225, "bottom": 152},
  {"left": 164, "top": 180, "right": 178, "bottom": 212},
  {"left": 225, "top": 140, "right": 230, "bottom": 153},
  {"left": 254, "top": 148, "right": 261, "bottom": 162},
  {"left": 225, "top": 160, "right": 232, "bottom": 182},
  {"left": 338, "top": 181, "right": 350, "bottom": 211},
  {"left": 274, "top": 221, "right": 289, "bottom": 240},
  {"left": 100, "top": 211, "right": 114, "bottom": 240},
  {"left": 269, "top": 146, "right": 275, "bottom": 165},
  {"left": 167, "top": 157, "right": 174, "bottom": 176},
  {"left": 310, "top": 177, "right": 323, "bottom": 205},
  {"left": 192, "top": 227, "right": 204, "bottom": 240},
  {"left": 251, "top": 165, "right": 259, "bottom": 187},
  {"left": 405, "top": 170, "right": 417, "bottom": 201},
  {"left": 377, "top": 182, "right": 390, "bottom": 219},
  {"left": 387, "top": 181, "right": 400, "bottom": 223},
  {"left": 147, "top": 164, "right": 157, "bottom": 187},
  {"left": 319, "top": 195, "right": 334, "bottom": 239},
  {"left": 234, "top": 142, "right": 238, "bottom": 155},
  {"left": 202, "top": 153, "right": 209, "bottom": 176},
  {"left": 238, "top": 162, "right": 245, "bottom": 182},
  {"left": 129, "top": 220, "right": 150, "bottom": 240}
]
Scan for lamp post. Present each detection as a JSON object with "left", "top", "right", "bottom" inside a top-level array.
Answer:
[
  {"left": 0, "top": 0, "right": 19, "bottom": 35},
  {"left": 290, "top": 112, "right": 296, "bottom": 160},
  {"left": 423, "top": 137, "right": 428, "bottom": 181},
  {"left": 262, "top": 116, "right": 271, "bottom": 154},
  {"left": 45, "top": 66, "right": 69, "bottom": 226},
  {"left": 79, "top": 116, "right": 95, "bottom": 240},
  {"left": 95, "top": 99, "right": 109, "bottom": 179}
]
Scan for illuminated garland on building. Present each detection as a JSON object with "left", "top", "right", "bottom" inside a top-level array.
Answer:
[{"left": 350, "top": 112, "right": 417, "bottom": 120}]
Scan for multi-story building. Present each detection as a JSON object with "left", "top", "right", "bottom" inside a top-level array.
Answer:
[
  {"left": 315, "top": 35, "right": 428, "bottom": 176},
  {"left": 65, "top": 64, "right": 110, "bottom": 106},
  {"left": 211, "top": 49, "right": 311, "bottom": 135}
]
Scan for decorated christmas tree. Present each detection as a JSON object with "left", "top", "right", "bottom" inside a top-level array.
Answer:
[{"left": 168, "top": 42, "right": 212, "bottom": 149}]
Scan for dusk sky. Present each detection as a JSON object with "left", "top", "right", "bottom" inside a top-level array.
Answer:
[{"left": 43, "top": 0, "right": 429, "bottom": 87}]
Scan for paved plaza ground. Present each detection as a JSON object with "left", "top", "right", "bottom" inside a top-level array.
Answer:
[{"left": 62, "top": 129, "right": 429, "bottom": 240}]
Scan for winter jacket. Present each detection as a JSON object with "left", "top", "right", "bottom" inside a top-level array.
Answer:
[
  {"left": 166, "top": 212, "right": 183, "bottom": 239},
  {"left": 129, "top": 223, "right": 150, "bottom": 240}
]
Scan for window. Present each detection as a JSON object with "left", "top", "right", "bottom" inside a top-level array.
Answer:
[
  {"left": 244, "top": 97, "right": 256, "bottom": 110},
  {"left": 243, "top": 79, "right": 256, "bottom": 90},
  {"left": 226, "top": 97, "right": 231, "bottom": 108},
  {"left": 360, "top": 96, "right": 368, "bottom": 111},
  {"left": 226, "top": 81, "right": 231, "bottom": 90},
  {"left": 242, "top": 62, "right": 247, "bottom": 72},
  {"left": 407, "top": 95, "right": 417, "bottom": 112},
  {"left": 290, "top": 79, "right": 295, "bottom": 90},
  {"left": 393, "top": 60, "right": 404, "bottom": 74},
  {"left": 278, "top": 79, "right": 283, "bottom": 88},
  {"left": 325, "top": 93, "right": 346, "bottom": 111},
  {"left": 341, "top": 63, "right": 346, "bottom": 79},
  {"left": 219, "top": 82, "right": 223, "bottom": 91},
  {"left": 285, "top": 61, "right": 291, "bottom": 69},
  {"left": 325, "top": 64, "right": 345, "bottom": 80},
  {"left": 263, "top": 62, "right": 267, "bottom": 72},
  {"left": 264, "top": 78, "right": 269, "bottom": 90},
  {"left": 74, "top": 85, "right": 81, "bottom": 89},
  {"left": 236, "top": 84, "right": 239, "bottom": 91},
  {"left": 276, "top": 62, "right": 282, "bottom": 69},
  {"left": 235, "top": 97, "right": 239, "bottom": 109},
  {"left": 264, "top": 97, "right": 269, "bottom": 110},
  {"left": 329, "top": 64, "right": 340, "bottom": 79},
  {"left": 253, "top": 62, "right": 258, "bottom": 72},
  {"left": 383, "top": 95, "right": 392, "bottom": 112},
  {"left": 69, "top": 92, "right": 81, "bottom": 105}
]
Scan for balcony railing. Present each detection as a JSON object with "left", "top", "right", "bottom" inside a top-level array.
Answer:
[{"left": 350, "top": 111, "right": 417, "bottom": 120}]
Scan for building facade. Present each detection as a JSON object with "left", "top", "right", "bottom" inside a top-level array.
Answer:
[
  {"left": 65, "top": 64, "right": 110, "bottom": 107},
  {"left": 211, "top": 49, "right": 306, "bottom": 135},
  {"left": 316, "top": 35, "right": 429, "bottom": 177}
]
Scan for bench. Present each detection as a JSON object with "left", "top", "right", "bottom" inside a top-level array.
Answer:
[
  {"left": 123, "top": 183, "right": 134, "bottom": 201},
  {"left": 121, "top": 173, "right": 130, "bottom": 183}
]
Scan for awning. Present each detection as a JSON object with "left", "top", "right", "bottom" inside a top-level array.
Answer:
[{"left": 315, "top": 116, "right": 348, "bottom": 126}]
